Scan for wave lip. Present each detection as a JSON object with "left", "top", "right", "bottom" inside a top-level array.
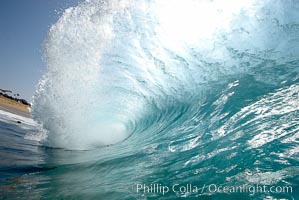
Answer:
[{"left": 32, "top": 1, "right": 133, "bottom": 150}]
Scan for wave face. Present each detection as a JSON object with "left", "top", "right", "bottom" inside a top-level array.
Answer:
[{"left": 32, "top": 0, "right": 299, "bottom": 155}]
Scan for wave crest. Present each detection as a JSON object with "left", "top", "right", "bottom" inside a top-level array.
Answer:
[{"left": 32, "top": 0, "right": 299, "bottom": 150}]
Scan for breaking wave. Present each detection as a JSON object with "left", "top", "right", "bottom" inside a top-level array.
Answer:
[{"left": 32, "top": 0, "right": 299, "bottom": 153}]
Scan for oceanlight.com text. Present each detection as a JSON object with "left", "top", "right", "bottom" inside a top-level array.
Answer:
[{"left": 136, "top": 183, "right": 293, "bottom": 196}]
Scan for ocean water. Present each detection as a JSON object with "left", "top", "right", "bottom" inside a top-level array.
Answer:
[{"left": 1, "top": 0, "right": 299, "bottom": 199}]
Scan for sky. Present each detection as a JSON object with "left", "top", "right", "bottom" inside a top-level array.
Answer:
[{"left": 0, "top": 0, "right": 79, "bottom": 101}]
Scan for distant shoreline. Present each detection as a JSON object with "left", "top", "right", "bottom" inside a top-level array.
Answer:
[{"left": 0, "top": 95, "right": 31, "bottom": 118}]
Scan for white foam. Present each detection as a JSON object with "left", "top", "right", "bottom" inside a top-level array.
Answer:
[{"left": 0, "top": 110, "right": 37, "bottom": 127}]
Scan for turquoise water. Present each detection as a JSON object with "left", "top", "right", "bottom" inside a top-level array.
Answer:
[{"left": 1, "top": 0, "right": 299, "bottom": 199}]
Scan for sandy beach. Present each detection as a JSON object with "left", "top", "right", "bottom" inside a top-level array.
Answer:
[{"left": 0, "top": 95, "right": 31, "bottom": 118}]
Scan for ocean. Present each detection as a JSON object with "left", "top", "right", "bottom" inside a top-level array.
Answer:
[{"left": 1, "top": 0, "right": 299, "bottom": 199}]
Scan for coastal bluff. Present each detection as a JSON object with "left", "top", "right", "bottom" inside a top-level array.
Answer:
[{"left": 0, "top": 89, "right": 31, "bottom": 116}]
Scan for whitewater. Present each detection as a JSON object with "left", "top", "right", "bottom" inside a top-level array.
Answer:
[{"left": 0, "top": 0, "right": 298, "bottom": 199}]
